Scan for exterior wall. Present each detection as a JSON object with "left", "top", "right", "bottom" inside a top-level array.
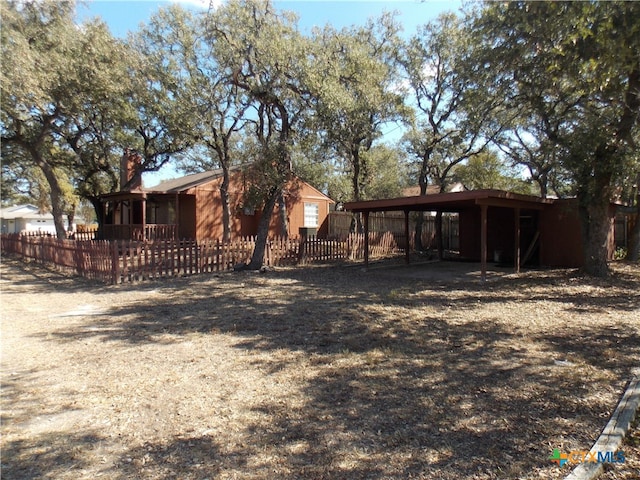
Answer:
[
  {"left": 192, "top": 179, "right": 226, "bottom": 240},
  {"left": 272, "top": 178, "right": 333, "bottom": 238},
  {"left": 1, "top": 206, "right": 59, "bottom": 234},
  {"left": 539, "top": 200, "right": 584, "bottom": 267},
  {"left": 178, "top": 195, "right": 197, "bottom": 239},
  {"left": 102, "top": 171, "right": 333, "bottom": 241},
  {"left": 459, "top": 206, "right": 541, "bottom": 265},
  {"left": 458, "top": 208, "right": 480, "bottom": 260},
  {"left": 458, "top": 207, "right": 518, "bottom": 262},
  {"left": 187, "top": 171, "right": 334, "bottom": 240},
  {"left": 538, "top": 199, "right": 616, "bottom": 267},
  {"left": 488, "top": 207, "right": 516, "bottom": 263},
  {"left": 1, "top": 217, "right": 56, "bottom": 234},
  {"left": 460, "top": 200, "right": 617, "bottom": 268}
]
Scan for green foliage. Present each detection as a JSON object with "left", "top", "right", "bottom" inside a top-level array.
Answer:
[
  {"left": 400, "top": 13, "right": 501, "bottom": 193},
  {"left": 127, "top": 6, "right": 201, "bottom": 173},
  {"left": 360, "top": 145, "right": 409, "bottom": 200},
  {"left": 614, "top": 247, "right": 628, "bottom": 261},
  {"left": 452, "top": 151, "right": 535, "bottom": 195},
  {"left": 470, "top": 1, "right": 640, "bottom": 275},
  {"left": 309, "top": 13, "right": 407, "bottom": 201},
  {"left": 1, "top": 0, "right": 131, "bottom": 236}
]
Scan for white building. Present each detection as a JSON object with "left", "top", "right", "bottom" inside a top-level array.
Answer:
[{"left": 0, "top": 205, "right": 57, "bottom": 234}]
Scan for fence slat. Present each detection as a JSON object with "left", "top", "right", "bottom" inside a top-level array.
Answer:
[{"left": 1, "top": 230, "right": 413, "bottom": 285}]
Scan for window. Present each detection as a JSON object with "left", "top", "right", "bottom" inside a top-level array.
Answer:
[{"left": 304, "top": 203, "right": 319, "bottom": 227}]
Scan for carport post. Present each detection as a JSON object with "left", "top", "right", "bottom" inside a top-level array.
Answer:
[
  {"left": 480, "top": 204, "right": 488, "bottom": 282},
  {"left": 514, "top": 207, "right": 521, "bottom": 273},
  {"left": 404, "top": 209, "right": 410, "bottom": 265},
  {"left": 363, "top": 211, "right": 370, "bottom": 270}
]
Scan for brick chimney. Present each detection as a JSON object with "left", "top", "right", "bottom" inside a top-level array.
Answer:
[{"left": 120, "top": 148, "right": 143, "bottom": 191}]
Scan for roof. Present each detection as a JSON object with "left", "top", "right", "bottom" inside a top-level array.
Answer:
[
  {"left": 402, "top": 183, "right": 466, "bottom": 197},
  {"left": 0, "top": 205, "right": 54, "bottom": 220},
  {"left": 100, "top": 164, "right": 334, "bottom": 203},
  {"left": 345, "top": 189, "right": 554, "bottom": 213},
  {"left": 145, "top": 168, "right": 227, "bottom": 193}
]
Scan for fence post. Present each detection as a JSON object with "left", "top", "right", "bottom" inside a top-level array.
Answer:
[
  {"left": 40, "top": 235, "right": 45, "bottom": 265},
  {"left": 215, "top": 238, "right": 220, "bottom": 272},
  {"left": 298, "top": 234, "right": 306, "bottom": 265},
  {"left": 111, "top": 241, "right": 119, "bottom": 285}
]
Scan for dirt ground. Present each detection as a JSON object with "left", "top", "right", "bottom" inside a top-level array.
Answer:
[{"left": 1, "top": 256, "right": 639, "bottom": 480}]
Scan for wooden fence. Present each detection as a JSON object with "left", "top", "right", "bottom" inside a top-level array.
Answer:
[
  {"left": 1, "top": 232, "right": 404, "bottom": 284},
  {"left": 328, "top": 211, "right": 459, "bottom": 250}
]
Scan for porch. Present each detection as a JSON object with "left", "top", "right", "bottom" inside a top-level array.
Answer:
[
  {"left": 99, "top": 190, "right": 194, "bottom": 241},
  {"left": 102, "top": 224, "right": 177, "bottom": 241}
]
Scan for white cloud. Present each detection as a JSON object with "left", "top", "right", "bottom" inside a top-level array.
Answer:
[{"left": 169, "top": 0, "right": 223, "bottom": 9}]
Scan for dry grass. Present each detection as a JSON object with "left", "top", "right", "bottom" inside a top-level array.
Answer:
[{"left": 1, "top": 256, "right": 639, "bottom": 479}]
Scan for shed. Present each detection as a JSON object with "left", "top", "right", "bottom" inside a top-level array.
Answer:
[{"left": 345, "top": 190, "right": 617, "bottom": 280}]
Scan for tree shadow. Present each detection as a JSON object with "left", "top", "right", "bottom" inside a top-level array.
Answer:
[
  {"left": 110, "top": 437, "right": 224, "bottom": 480},
  {"left": 6, "top": 260, "right": 640, "bottom": 478},
  {"left": 1, "top": 431, "right": 104, "bottom": 479}
]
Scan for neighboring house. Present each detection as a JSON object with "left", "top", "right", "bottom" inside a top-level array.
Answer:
[
  {"left": 99, "top": 154, "right": 334, "bottom": 241},
  {"left": 401, "top": 183, "right": 466, "bottom": 197},
  {"left": 0, "top": 205, "right": 57, "bottom": 235}
]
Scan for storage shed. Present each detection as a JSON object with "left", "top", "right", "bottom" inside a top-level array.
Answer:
[{"left": 345, "top": 190, "right": 618, "bottom": 280}]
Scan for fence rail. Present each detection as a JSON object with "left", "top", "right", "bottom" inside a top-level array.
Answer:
[
  {"left": 1, "top": 232, "right": 406, "bottom": 284},
  {"left": 328, "top": 211, "right": 459, "bottom": 250}
]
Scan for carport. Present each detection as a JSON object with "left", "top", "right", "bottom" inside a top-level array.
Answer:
[{"left": 344, "top": 189, "right": 554, "bottom": 281}]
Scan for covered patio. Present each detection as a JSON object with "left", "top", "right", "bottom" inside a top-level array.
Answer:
[
  {"left": 98, "top": 190, "right": 192, "bottom": 241},
  {"left": 344, "top": 189, "right": 555, "bottom": 281}
]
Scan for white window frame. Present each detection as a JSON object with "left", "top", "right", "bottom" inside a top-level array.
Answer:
[{"left": 303, "top": 202, "right": 319, "bottom": 227}]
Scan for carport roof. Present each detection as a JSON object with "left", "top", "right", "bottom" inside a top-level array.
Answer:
[{"left": 344, "top": 189, "right": 554, "bottom": 213}]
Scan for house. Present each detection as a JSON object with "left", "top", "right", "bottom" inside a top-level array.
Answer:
[
  {"left": 99, "top": 152, "right": 334, "bottom": 241},
  {"left": 0, "top": 205, "right": 57, "bottom": 235},
  {"left": 401, "top": 183, "right": 466, "bottom": 197}
]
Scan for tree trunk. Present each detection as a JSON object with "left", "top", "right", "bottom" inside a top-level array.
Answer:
[
  {"left": 414, "top": 176, "right": 429, "bottom": 251},
  {"left": 435, "top": 210, "right": 444, "bottom": 260},
  {"left": 89, "top": 197, "right": 106, "bottom": 240},
  {"left": 246, "top": 188, "right": 280, "bottom": 270},
  {"left": 627, "top": 178, "right": 640, "bottom": 261},
  {"left": 35, "top": 154, "right": 67, "bottom": 239},
  {"left": 67, "top": 207, "right": 76, "bottom": 233},
  {"left": 278, "top": 192, "right": 289, "bottom": 238},
  {"left": 578, "top": 193, "right": 612, "bottom": 277},
  {"left": 220, "top": 165, "right": 232, "bottom": 243}
]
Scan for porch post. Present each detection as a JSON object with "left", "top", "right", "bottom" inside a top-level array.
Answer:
[
  {"left": 141, "top": 196, "right": 147, "bottom": 242},
  {"left": 404, "top": 209, "right": 410, "bottom": 265},
  {"left": 175, "top": 194, "right": 180, "bottom": 240},
  {"left": 514, "top": 207, "right": 521, "bottom": 273},
  {"left": 480, "top": 204, "right": 488, "bottom": 282},
  {"left": 363, "top": 211, "right": 370, "bottom": 270}
]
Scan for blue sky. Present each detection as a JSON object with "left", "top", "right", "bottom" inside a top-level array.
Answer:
[
  {"left": 79, "top": 0, "right": 462, "bottom": 39},
  {"left": 77, "top": 0, "right": 462, "bottom": 185}
]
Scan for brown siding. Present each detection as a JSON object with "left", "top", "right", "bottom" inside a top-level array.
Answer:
[
  {"left": 182, "top": 171, "right": 333, "bottom": 240},
  {"left": 192, "top": 180, "right": 224, "bottom": 241},
  {"left": 539, "top": 200, "right": 583, "bottom": 267},
  {"left": 459, "top": 207, "right": 518, "bottom": 262},
  {"left": 178, "top": 195, "right": 197, "bottom": 239},
  {"left": 458, "top": 208, "right": 479, "bottom": 260},
  {"left": 273, "top": 178, "right": 333, "bottom": 237},
  {"left": 488, "top": 207, "right": 516, "bottom": 263}
]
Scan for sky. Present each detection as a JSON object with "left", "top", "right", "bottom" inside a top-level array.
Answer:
[
  {"left": 79, "top": 0, "right": 463, "bottom": 39},
  {"left": 77, "top": 0, "right": 463, "bottom": 185}
]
